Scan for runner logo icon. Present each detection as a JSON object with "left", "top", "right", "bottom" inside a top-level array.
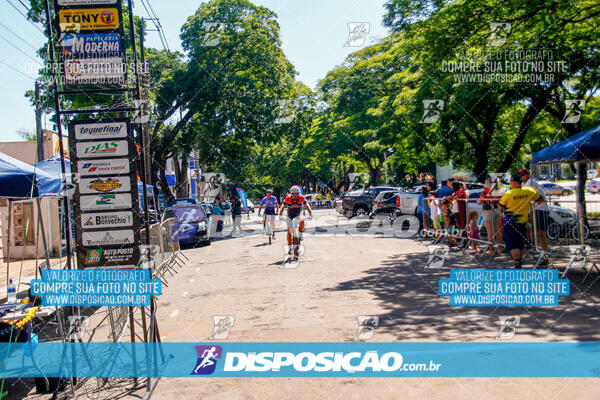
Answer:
[{"left": 191, "top": 345, "right": 222, "bottom": 375}]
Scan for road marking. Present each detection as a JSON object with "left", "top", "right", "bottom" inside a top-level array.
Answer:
[
  {"left": 182, "top": 291, "right": 189, "bottom": 297},
  {"left": 189, "top": 278, "right": 195, "bottom": 283},
  {"left": 170, "top": 310, "right": 179, "bottom": 318}
]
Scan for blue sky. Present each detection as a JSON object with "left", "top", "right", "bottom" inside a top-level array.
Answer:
[{"left": 0, "top": 0, "right": 387, "bottom": 142}]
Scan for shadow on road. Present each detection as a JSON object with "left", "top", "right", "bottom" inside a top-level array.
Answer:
[{"left": 326, "top": 248, "right": 600, "bottom": 341}]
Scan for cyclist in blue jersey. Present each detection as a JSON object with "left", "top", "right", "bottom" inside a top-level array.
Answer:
[{"left": 258, "top": 189, "right": 279, "bottom": 239}]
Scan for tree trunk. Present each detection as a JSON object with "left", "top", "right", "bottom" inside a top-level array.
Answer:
[
  {"left": 497, "top": 95, "right": 548, "bottom": 172},
  {"left": 473, "top": 148, "right": 489, "bottom": 183},
  {"left": 175, "top": 156, "right": 190, "bottom": 198},
  {"left": 369, "top": 165, "right": 380, "bottom": 186},
  {"left": 159, "top": 157, "right": 175, "bottom": 204}
]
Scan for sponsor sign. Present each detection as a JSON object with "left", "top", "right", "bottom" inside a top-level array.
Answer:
[
  {"left": 79, "top": 193, "right": 132, "bottom": 211},
  {"left": 82, "top": 230, "right": 134, "bottom": 246},
  {"left": 58, "top": 8, "right": 120, "bottom": 32},
  {"left": 73, "top": 120, "right": 128, "bottom": 140},
  {"left": 63, "top": 57, "right": 126, "bottom": 85},
  {"left": 57, "top": 0, "right": 118, "bottom": 5},
  {"left": 81, "top": 211, "right": 133, "bottom": 229},
  {"left": 76, "top": 140, "right": 129, "bottom": 158},
  {"left": 59, "top": 33, "right": 122, "bottom": 57},
  {"left": 78, "top": 246, "right": 139, "bottom": 266},
  {"left": 79, "top": 177, "right": 131, "bottom": 194},
  {"left": 77, "top": 158, "right": 130, "bottom": 176},
  {"left": 84, "top": 248, "right": 102, "bottom": 264}
]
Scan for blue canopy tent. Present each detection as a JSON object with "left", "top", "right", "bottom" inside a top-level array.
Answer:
[
  {"left": 532, "top": 125, "right": 600, "bottom": 247},
  {"left": 0, "top": 153, "right": 60, "bottom": 280},
  {"left": 0, "top": 153, "right": 56, "bottom": 198},
  {"left": 32, "top": 156, "right": 72, "bottom": 197},
  {"left": 532, "top": 126, "right": 600, "bottom": 164}
]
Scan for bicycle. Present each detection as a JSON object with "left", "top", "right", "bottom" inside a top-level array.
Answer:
[
  {"left": 547, "top": 218, "right": 589, "bottom": 241},
  {"left": 264, "top": 214, "right": 275, "bottom": 245},
  {"left": 286, "top": 215, "right": 309, "bottom": 261}
]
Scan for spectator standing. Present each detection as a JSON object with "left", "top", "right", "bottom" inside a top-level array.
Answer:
[
  {"left": 326, "top": 192, "right": 332, "bottom": 208},
  {"left": 478, "top": 175, "right": 503, "bottom": 255},
  {"left": 450, "top": 181, "right": 467, "bottom": 231},
  {"left": 498, "top": 174, "right": 542, "bottom": 268},
  {"left": 468, "top": 212, "right": 481, "bottom": 253},
  {"left": 436, "top": 180, "right": 453, "bottom": 198},
  {"left": 428, "top": 192, "right": 442, "bottom": 237},
  {"left": 427, "top": 182, "right": 436, "bottom": 193},
  {"left": 416, "top": 186, "right": 429, "bottom": 236},
  {"left": 230, "top": 198, "right": 243, "bottom": 237},
  {"left": 211, "top": 199, "right": 224, "bottom": 239},
  {"left": 519, "top": 168, "right": 549, "bottom": 260}
]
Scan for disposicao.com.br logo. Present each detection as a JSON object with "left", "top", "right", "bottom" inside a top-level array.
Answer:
[{"left": 190, "top": 347, "right": 442, "bottom": 376}]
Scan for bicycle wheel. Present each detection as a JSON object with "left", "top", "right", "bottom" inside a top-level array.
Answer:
[
  {"left": 572, "top": 224, "right": 590, "bottom": 241},
  {"left": 547, "top": 223, "right": 561, "bottom": 241}
]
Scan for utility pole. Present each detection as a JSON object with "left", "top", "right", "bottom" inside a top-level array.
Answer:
[
  {"left": 384, "top": 152, "right": 388, "bottom": 184},
  {"left": 139, "top": 18, "right": 154, "bottom": 212},
  {"left": 35, "top": 81, "right": 43, "bottom": 161}
]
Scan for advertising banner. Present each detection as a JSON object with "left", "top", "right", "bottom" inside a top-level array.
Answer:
[
  {"left": 63, "top": 57, "right": 127, "bottom": 85},
  {"left": 76, "top": 140, "right": 129, "bottom": 158},
  {"left": 236, "top": 188, "right": 248, "bottom": 211},
  {"left": 81, "top": 211, "right": 134, "bottom": 230},
  {"left": 73, "top": 120, "right": 128, "bottom": 140},
  {"left": 57, "top": 0, "right": 118, "bottom": 5},
  {"left": 59, "top": 32, "right": 122, "bottom": 57},
  {"left": 78, "top": 247, "right": 140, "bottom": 267},
  {"left": 81, "top": 230, "right": 135, "bottom": 246},
  {"left": 69, "top": 118, "right": 140, "bottom": 268},
  {"left": 54, "top": 1, "right": 127, "bottom": 86},
  {"left": 77, "top": 158, "right": 130, "bottom": 176},
  {"left": 58, "top": 8, "right": 120, "bottom": 32},
  {"left": 78, "top": 176, "right": 131, "bottom": 194},
  {"left": 79, "top": 193, "right": 133, "bottom": 211}
]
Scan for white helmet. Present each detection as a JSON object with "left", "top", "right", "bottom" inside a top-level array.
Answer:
[{"left": 290, "top": 185, "right": 301, "bottom": 194}]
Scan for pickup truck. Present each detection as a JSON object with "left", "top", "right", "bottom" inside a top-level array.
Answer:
[
  {"left": 342, "top": 186, "right": 399, "bottom": 217},
  {"left": 395, "top": 192, "right": 421, "bottom": 215}
]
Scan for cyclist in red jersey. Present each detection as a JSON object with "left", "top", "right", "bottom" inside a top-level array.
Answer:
[{"left": 279, "top": 185, "right": 313, "bottom": 246}]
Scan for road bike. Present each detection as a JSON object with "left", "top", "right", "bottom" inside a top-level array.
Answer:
[
  {"left": 264, "top": 214, "right": 275, "bottom": 245},
  {"left": 286, "top": 215, "right": 309, "bottom": 261}
]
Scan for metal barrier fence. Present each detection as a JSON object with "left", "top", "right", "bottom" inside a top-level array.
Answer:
[
  {"left": 140, "top": 218, "right": 187, "bottom": 286},
  {"left": 530, "top": 196, "right": 600, "bottom": 279},
  {"left": 420, "top": 195, "right": 600, "bottom": 281},
  {"left": 421, "top": 197, "right": 505, "bottom": 256}
]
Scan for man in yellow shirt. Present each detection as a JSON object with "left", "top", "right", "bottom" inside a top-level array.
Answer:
[{"left": 498, "top": 174, "right": 543, "bottom": 268}]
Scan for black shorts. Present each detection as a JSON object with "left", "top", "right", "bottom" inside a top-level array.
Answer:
[
  {"left": 534, "top": 210, "right": 549, "bottom": 232},
  {"left": 287, "top": 210, "right": 301, "bottom": 220},
  {"left": 502, "top": 222, "right": 527, "bottom": 251},
  {"left": 264, "top": 209, "right": 276, "bottom": 215}
]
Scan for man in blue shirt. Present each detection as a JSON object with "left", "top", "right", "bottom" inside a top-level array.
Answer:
[
  {"left": 436, "top": 180, "right": 453, "bottom": 198},
  {"left": 258, "top": 189, "right": 279, "bottom": 239}
]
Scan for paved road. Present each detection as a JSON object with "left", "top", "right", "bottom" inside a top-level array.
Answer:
[{"left": 146, "top": 209, "right": 600, "bottom": 399}]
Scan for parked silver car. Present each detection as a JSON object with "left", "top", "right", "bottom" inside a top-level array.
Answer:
[
  {"left": 539, "top": 182, "right": 573, "bottom": 196},
  {"left": 587, "top": 178, "right": 600, "bottom": 194}
]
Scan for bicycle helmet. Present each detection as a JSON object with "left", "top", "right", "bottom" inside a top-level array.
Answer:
[
  {"left": 290, "top": 185, "right": 301, "bottom": 194},
  {"left": 266, "top": 189, "right": 273, "bottom": 194}
]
